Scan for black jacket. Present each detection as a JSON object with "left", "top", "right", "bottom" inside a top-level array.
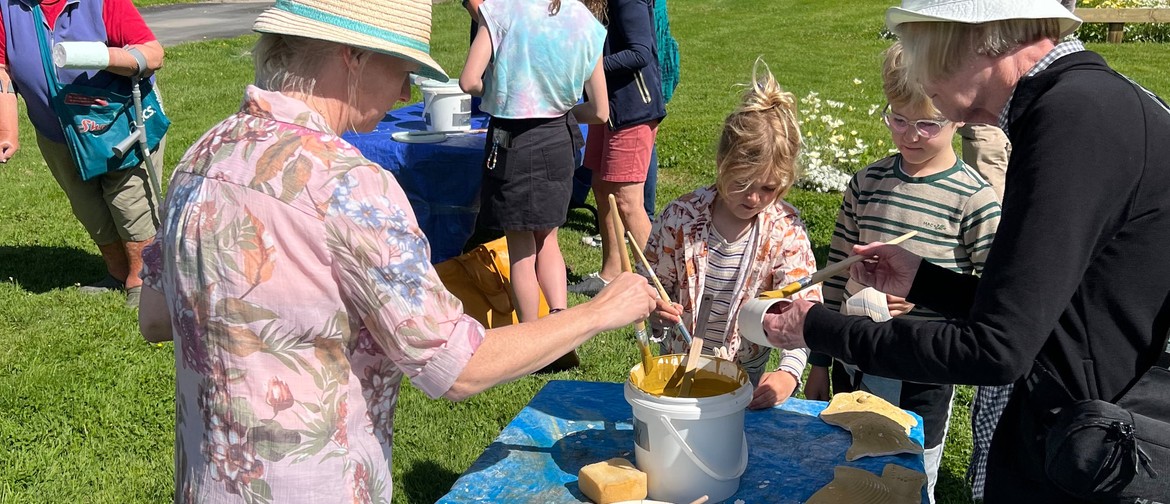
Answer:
[
  {"left": 805, "top": 51, "right": 1170, "bottom": 502},
  {"left": 600, "top": 0, "right": 666, "bottom": 130}
]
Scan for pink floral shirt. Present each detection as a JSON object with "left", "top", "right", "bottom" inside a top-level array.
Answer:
[
  {"left": 644, "top": 186, "right": 822, "bottom": 380},
  {"left": 142, "top": 86, "right": 485, "bottom": 503}
]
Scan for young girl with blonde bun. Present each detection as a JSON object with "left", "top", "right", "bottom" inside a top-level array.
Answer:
[{"left": 644, "top": 60, "right": 820, "bottom": 409}]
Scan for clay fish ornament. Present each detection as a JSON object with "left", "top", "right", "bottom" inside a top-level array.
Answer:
[
  {"left": 807, "top": 464, "right": 927, "bottom": 504},
  {"left": 820, "top": 391, "right": 923, "bottom": 460}
]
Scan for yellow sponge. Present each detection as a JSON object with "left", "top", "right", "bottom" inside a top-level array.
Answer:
[{"left": 578, "top": 458, "right": 648, "bottom": 504}]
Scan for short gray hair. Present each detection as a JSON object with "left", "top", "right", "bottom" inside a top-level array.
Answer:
[
  {"left": 252, "top": 33, "right": 366, "bottom": 95},
  {"left": 896, "top": 19, "right": 1064, "bottom": 84}
]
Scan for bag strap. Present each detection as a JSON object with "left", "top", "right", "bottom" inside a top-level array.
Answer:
[
  {"left": 453, "top": 246, "right": 514, "bottom": 313},
  {"left": 30, "top": 6, "right": 63, "bottom": 94},
  {"left": 1156, "top": 326, "right": 1170, "bottom": 369}
]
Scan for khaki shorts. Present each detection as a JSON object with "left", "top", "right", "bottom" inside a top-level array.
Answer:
[{"left": 36, "top": 131, "right": 164, "bottom": 245}]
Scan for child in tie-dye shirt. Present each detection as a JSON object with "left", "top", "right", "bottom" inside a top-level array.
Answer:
[{"left": 460, "top": 1, "right": 608, "bottom": 365}]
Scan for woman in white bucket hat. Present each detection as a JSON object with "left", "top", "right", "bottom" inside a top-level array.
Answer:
[
  {"left": 744, "top": 0, "right": 1170, "bottom": 502},
  {"left": 136, "top": 0, "right": 656, "bottom": 500}
]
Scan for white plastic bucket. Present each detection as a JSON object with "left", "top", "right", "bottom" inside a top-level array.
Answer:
[
  {"left": 420, "top": 78, "right": 471, "bottom": 132},
  {"left": 624, "top": 355, "right": 752, "bottom": 504}
]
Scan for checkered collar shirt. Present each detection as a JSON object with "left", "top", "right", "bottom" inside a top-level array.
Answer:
[{"left": 999, "top": 39, "right": 1087, "bottom": 135}]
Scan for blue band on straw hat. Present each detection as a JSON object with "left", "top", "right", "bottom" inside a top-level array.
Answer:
[{"left": 272, "top": 0, "right": 430, "bottom": 53}]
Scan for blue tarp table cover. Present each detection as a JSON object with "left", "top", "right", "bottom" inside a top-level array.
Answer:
[
  {"left": 437, "top": 380, "right": 927, "bottom": 503},
  {"left": 342, "top": 103, "right": 591, "bottom": 264},
  {"left": 341, "top": 103, "right": 490, "bottom": 264}
]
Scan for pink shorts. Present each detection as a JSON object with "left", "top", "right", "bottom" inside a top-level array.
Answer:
[{"left": 584, "top": 121, "right": 659, "bottom": 183}]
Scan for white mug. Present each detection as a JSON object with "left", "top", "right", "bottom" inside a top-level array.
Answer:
[{"left": 737, "top": 298, "right": 791, "bottom": 349}]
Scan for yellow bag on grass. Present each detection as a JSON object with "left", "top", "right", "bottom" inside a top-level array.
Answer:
[{"left": 435, "top": 237, "right": 549, "bottom": 328}]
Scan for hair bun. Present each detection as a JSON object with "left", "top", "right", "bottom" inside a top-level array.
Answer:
[{"left": 740, "top": 57, "right": 797, "bottom": 115}]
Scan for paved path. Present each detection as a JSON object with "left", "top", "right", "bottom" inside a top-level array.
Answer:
[{"left": 140, "top": 1, "right": 271, "bottom": 47}]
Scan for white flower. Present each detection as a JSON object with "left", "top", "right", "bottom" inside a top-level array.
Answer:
[{"left": 853, "top": 78, "right": 863, "bottom": 85}]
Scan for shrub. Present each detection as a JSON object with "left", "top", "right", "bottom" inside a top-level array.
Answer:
[
  {"left": 796, "top": 89, "right": 894, "bottom": 193},
  {"left": 1077, "top": 0, "right": 1170, "bottom": 43}
]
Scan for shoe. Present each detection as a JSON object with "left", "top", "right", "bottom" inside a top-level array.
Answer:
[
  {"left": 580, "top": 234, "right": 602, "bottom": 248},
  {"left": 536, "top": 350, "right": 581, "bottom": 374},
  {"left": 568, "top": 272, "right": 609, "bottom": 297},
  {"left": 79, "top": 274, "right": 125, "bottom": 294},
  {"left": 579, "top": 234, "right": 629, "bottom": 248},
  {"left": 125, "top": 286, "right": 142, "bottom": 309}
]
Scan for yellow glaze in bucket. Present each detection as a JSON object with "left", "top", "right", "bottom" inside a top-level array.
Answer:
[{"left": 630, "top": 354, "right": 747, "bottom": 398}]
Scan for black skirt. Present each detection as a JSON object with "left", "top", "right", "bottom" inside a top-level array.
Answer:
[{"left": 478, "top": 113, "right": 584, "bottom": 231}]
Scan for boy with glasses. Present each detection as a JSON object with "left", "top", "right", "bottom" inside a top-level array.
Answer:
[{"left": 804, "top": 41, "right": 1002, "bottom": 502}]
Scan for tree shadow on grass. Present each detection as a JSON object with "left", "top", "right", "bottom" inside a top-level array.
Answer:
[
  {"left": 0, "top": 245, "right": 105, "bottom": 293},
  {"left": 564, "top": 204, "right": 599, "bottom": 236},
  {"left": 936, "top": 464, "right": 973, "bottom": 503},
  {"left": 399, "top": 459, "right": 461, "bottom": 503}
]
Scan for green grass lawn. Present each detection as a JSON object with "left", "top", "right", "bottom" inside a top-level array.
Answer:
[{"left": 2, "top": 0, "right": 1168, "bottom": 502}]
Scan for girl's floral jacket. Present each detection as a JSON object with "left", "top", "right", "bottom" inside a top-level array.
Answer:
[{"left": 643, "top": 185, "right": 822, "bottom": 379}]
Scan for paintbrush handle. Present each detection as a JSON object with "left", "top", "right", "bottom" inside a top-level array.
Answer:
[
  {"left": 626, "top": 230, "right": 692, "bottom": 344},
  {"left": 609, "top": 196, "right": 656, "bottom": 360},
  {"left": 759, "top": 230, "right": 918, "bottom": 299},
  {"left": 628, "top": 231, "right": 673, "bottom": 303},
  {"left": 609, "top": 195, "right": 634, "bottom": 274}
]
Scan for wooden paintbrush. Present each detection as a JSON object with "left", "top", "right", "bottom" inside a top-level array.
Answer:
[
  {"left": 609, "top": 195, "right": 654, "bottom": 372},
  {"left": 627, "top": 231, "right": 693, "bottom": 345},
  {"left": 758, "top": 230, "right": 918, "bottom": 299}
]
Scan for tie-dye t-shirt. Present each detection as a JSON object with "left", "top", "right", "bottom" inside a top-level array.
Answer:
[{"left": 478, "top": 0, "right": 606, "bottom": 119}]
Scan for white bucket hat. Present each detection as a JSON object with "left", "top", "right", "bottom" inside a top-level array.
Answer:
[
  {"left": 886, "top": 0, "right": 1082, "bottom": 38},
  {"left": 253, "top": 0, "right": 448, "bottom": 81}
]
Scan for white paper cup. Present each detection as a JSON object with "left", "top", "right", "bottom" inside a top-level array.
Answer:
[{"left": 737, "top": 298, "right": 791, "bottom": 348}]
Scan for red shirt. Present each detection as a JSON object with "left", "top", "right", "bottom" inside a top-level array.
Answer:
[{"left": 0, "top": 0, "right": 157, "bottom": 66}]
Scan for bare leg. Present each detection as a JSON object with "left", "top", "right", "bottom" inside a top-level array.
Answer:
[
  {"left": 123, "top": 238, "right": 152, "bottom": 290},
  {"left": 96, "top": 240, "right": 130, "bottom": 284},
  {"left": 534, "top": 228, "right": 567, "bottom": 312},
  {"left": 506, "top": 230, "right": 541, "bottom": 323},
  {"left": 592, "top": 177, "right": 651, "bottom": 281}
]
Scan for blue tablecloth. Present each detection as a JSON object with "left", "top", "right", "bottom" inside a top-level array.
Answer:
[
  {"left": 437, "top": 380, "right": 927, "bottom": 503},
  {"left": 343, "top": 103, "right": 592, "bottom": 264},
  {"left": 342, "top": 103, "right": 491, "bottom": 264}
]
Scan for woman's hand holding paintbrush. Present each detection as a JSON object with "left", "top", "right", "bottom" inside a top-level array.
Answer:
[{"left": 739, "top": 231, "right": 924, "bottom": 352}]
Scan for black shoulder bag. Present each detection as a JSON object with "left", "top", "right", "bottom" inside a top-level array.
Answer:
[{"left": 1029, "top": 331, "right": 1170, "bottom": 502}]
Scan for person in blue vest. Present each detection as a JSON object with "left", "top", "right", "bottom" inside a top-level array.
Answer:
[
  {"left": 569, "top": 0, "right": 667, "bottom": 297},
  {"left": 577, "top": 0, "right": 678, "bottom": 247},
  {"left": 0, "top": 0, "right": 164, "bottom": 307}
]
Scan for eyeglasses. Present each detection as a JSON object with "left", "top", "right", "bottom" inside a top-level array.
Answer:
[{"left": 881, "top": 104, "right": 950, "bottom": 139}]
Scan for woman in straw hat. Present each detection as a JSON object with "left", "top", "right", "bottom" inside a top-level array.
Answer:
[
  {"left": 752, "top": 0, "right": 1170, "bottom": 501},
  {"left": 135, "top": 0, "right": 656, "bottom": 499}
]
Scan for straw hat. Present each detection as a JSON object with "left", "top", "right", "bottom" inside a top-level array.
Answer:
[
  {"left": 253, "top": 0, "right": 448, "bottom": 81},
  {"left": 886, "top": 0, "right": 1082, "bottom": 38}
]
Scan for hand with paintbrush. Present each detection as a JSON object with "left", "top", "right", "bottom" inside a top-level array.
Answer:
[{"left": 738, "top": 232, "right": 924, "bottom": 352}]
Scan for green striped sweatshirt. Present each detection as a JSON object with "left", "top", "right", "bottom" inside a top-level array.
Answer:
[{"left": 823, "top": 154, "right": 1002, "bottom": 321}]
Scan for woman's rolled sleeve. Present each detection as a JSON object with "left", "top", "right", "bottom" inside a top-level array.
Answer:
[{"left": 328, "top": 166, "right": 486, "bottom": 399}]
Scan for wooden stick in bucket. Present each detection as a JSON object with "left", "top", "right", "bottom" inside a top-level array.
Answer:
[
  {"left": 607, "top": 195, "right": 654, "bottom": 373},
  {"left": 627, "top": 231, "right": 705, "bottom": 395},
  {"left": 677, "top": 293, "right": 715, "bottom": 396}
]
